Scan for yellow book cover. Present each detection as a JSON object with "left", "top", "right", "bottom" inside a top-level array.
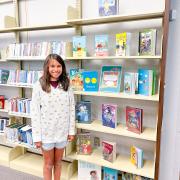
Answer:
[
  {"left": 130, "top": 146, "right": 137, "bottom": 166},
  {"left": 116, "top": 32, "right": 127, "bottom": 56}
]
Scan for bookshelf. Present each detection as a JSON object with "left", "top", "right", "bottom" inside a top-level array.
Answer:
[{"left": 0, "top": 0, "right": 170, "bottom": 180}]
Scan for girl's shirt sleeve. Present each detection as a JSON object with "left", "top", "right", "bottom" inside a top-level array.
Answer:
[
  {"left": 31, "top": 83, "right": 42, "bottom": 142},
  {"left": 68, "top": 87, "right": 75, "bottom": 135}
]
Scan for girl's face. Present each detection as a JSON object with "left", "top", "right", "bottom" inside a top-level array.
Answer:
[{"left": 48, "top": 59, "right": 62, "bottom": 81}]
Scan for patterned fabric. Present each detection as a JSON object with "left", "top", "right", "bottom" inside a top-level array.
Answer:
[{"left": 31, "top": 81, "right": 75, "bottom": 143}]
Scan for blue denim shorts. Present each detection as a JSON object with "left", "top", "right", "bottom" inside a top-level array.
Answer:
[{"left": 42, "top": 141, "right": 67, "bottom": 151}]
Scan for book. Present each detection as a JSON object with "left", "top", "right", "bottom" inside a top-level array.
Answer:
[
  {"left": 76, "top": 101, "right": 91, "bottom": 123},
  {"left": 103, "top": 167, "right": 118, "bottom": 180},
  {"left": 98, "top": 0, "right": 119, "bottom": 16},
  {"left": 93, "top": 136, "right": 100, "bottom": 149},
  {"left": 73, "top": 36, "right": 86, "bottom": 57},
  {"left": 139, "top": 29, "right": 157, "bottom": 56},
  {"left": 83, "top": 71, "right": 99, "bottom": 92},
  {"left": 95, "top": 35, "right": 108, "bottom": 56},
  {"left": 102, "top": 103, "right": 117, "bottom": 128},
  {"left": 121, "top": 172, "right": 133, "bottom": 180},
  {"left": 0, "top": 95, "right": 5, "bottom": 109},
  {"left": 78, "top": 160, "right": 101, "bottom": 180},
  {"left": 116, "top": 32, "right": 131, "bottom": 56},
  {"left": 99, "top": 66, "right": 122, "bottom": 93},
  {"left": 126, "top": 106, "right": 143, "bottom": 134},
  {"left": 102, "top": 140, "right": 116, "bottom": 162},
  {"left": 76, "top": 132, "right": 92, "bottom": 155},
  {"left": 0, "top": 69, "right": 10, "bottom": 84}
]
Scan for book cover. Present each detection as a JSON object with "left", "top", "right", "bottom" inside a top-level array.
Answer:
[
  {"left": 139, "top": 29, "right": 157, "bottom": 56},
  {"left": 103, "top": 167, "right": 118, "bottom": 180},
  {"left": 0, "top": 69, "right": 10, "bottom": 84},
  {"left": 73, "top": 36, "right": 86, "bottom": 57},
  {"left": 76, "top": 101, "right": 91, "bottom": 123},
  {"left": 69, "top": 68, "right": 83, "bottom": 91},
  {"left": 126, "top": 106, "right": 143, "bottom": 134},
  {"left": 124, "top": 72, "right": 137, "bottom": 94},
  {"left": 76, "top": 132, "right": 92, "bottom": 155},
  {"left": 121, "top": 172, "right": 133, "bottom": 180},
  {"left": 78, "top": 160, "right": 101, "bottom": 180},
  {"left": 83, "top": 71, "right": 99, "bottom": 92},
  {"left": 102, "top": 140, "right": 116, "bottom": 162},
  {"left": 99, "top": 66, "right": 122, "bottom": 93},
  {"left": 102, "top": 103, "right": 117, "bottom": 128},
  {"left": 95, "top": 35, "right": 108, "bottom": 56},
  {"left": 98, "top": 0, "right": 118, "bottom": 16},
  {"left": 116, "top": 32, "right": 131, "bottom": 56}
]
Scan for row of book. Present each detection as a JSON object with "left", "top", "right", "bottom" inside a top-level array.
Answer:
[
  {"left": 7, "top": 41, "right": 67, "bottom": 58},
  {"left": 70, "top": 66, "right": 157, "bottom": 96},
  {"left": 0, "top": 117, "right": 9, "bottom": 133},
  {"left": 76, "top": 132, "right": 144, "bottom": 168},
  {"left": 4, "top": 123, "right": 34, "bottom": 147},
  {"left": 76, "top": 101, "right": 143, "bottom": 134},
  {"left": 78, "top": 160, "right": 152, "bottom": 180},
  {"left": 0, "top": 69, "right": 43, "bottom": 85},
  {"left": 9, "top": 98, "right": 31, "bottom": 115},
  {"left": 72, "top": 29, "right": 157, "bottom": 57}
]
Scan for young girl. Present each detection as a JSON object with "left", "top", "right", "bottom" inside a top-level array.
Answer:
[{"left": 31, "top": 54, "right": 75, "bottom": 180}]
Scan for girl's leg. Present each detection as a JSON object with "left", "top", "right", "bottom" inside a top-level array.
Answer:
[
  {"left": 54, "top": 148, "right": 64, "bottom": 180},
  {"left": 42, "top": 148, "right": 54, "bottom": 180}
]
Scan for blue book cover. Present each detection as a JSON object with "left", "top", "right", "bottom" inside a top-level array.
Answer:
[
  {"left": 99, "top": 66, "right": 122, "bottom": 93},
  {"left": 83, "top": 71, "right": 98, "bottom": 92},
  {"left": 73, "top": 36, "right": 86, "bottom": 57},
  {"left": 95, "top": 35, "right": 108, "bottom": 56},
  {"left": 103, "top": 167, "right": 118, "bottom": 180},
  {"left": 76, "top": 101, "right": 91, "bottom": 123},
  {"left": 138, "top": 69, "right": 153, "bottom": 96}
]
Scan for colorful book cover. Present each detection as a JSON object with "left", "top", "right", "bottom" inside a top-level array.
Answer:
[
  {"left": 78, "top": 160, "right": 101, "bottom": 180},
  {"left": 83, "top": 71, "right": 99, "bottom": 92},
  {"left": 103, "top": 167, "right": 118, "bottom": 180},
  {"left": 130, "top": 146, "right": 137, "bottom": 166},
  {"left": 76, "top": 101, "right": 91, "bottom": 123},
  {"left": 121, "top": 172, "right": 133, "bottom": 180},
  {"left": 69, "top": 68, "right": 83, "bottom": 91},
  {"left": 124, "top": 72, "right": 136, "bottom": 94},
  {"left": 102, "top": 103, "right": 117, "bottom": 128},
  {"left": 138, "top": 69, "right": 153, "bottom": 96},
  {"left": 73, "top": 36, "right": 86, "bottom": 57},
  {"left": 99, "top": 66, "right": 122, "bottom": 93},
  {"left": 94, "top": 136, "right": 100, "bottom": 149},
  {"left": 98, "top": 0, "right": 118, "bottom": 16},
  {"left": 116, "top": 32, "right": 131, "bottom": 56},
  {"left": 126, "top": 106, "right": 143, "bottom": 134},
  {"left": 95, "top": 35, "right": 108, "bottom": 56},
  {"left": 139, "top": 29, "right": 157, "bottom": 56},
  {"left": 102, "top": 140, "right": 116, "bottom": 162},
  {"left": 76, "top": 132, "right": 92, "bottom": 155},
  {"left": 0, "top": 69, "right": 10, "bottom": 84}
]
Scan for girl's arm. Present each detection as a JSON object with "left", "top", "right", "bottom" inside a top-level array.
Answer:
[{"left": 31, "top": 83, "right": 42, "bottom": 143}]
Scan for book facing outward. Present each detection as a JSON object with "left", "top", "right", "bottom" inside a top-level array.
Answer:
[
  {"left": 103, "top": 167, "right": 118, "bottom": 180},
  {"left": 95, "top": 35, "right": 108, "bottom": 56},
  {"left": 126, "top": 106, "right": 143, "bottom": 134},
  {"left": 73, "top": 36, "right": 86, "bottom": 57}
]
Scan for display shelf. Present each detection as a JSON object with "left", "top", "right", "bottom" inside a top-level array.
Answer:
[
  {"left": 68, "top": 149, "right": 154, "bottom": 179},
  {"left": 0, "top": 83, "right": 33, "bottom": 88},
  {"left": 8, "top": 111, "right": 31, "bottom": 118},
  {"left": 66, "top": 55, "right": 162, "bottom": 60},
  {"left": 6, "top": 56, "right": 46, "bottom": 61},
  {"left": 0, "top": 145, "right": 13, "bottom": 167},
  {"left": 67, "top": 12, "right": 164, "bottom": 26},
  {"left": 0, "top": 109, "right": 8, "bottom": 113},
  {"left": 76, "top": 120, "right": 156, "bottom": 141},
  {"left": 0, "top": 59, "right": 7, "bottom": 62},
  {"left": 74, "top": 91, "right": 159, "bottom": 101}
]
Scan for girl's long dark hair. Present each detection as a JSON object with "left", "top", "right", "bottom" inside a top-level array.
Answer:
[{"left": 39, "top": 54, "right": 69, "bottom": 92}]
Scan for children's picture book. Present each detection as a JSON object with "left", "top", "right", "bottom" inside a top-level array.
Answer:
[
  {"left": 121, "top": 172, "right": 133, "bottom": 180},
  {"left": 76, "top": 132, "right": 92, "bottom": 155},
  {"left": 95, "top": 35, "right": 108, "bottom": 56},
  {"left": 76, "top": 101, "right": 91, "bottom": 123},
  {"left": 0, "top": 69, "right": 10, "bottom": 84},
  {"left": 102, "top": 140, "right": 116, "bottom": 162},
  {"left": 99, "top": 66, "right": 122, "bottom": 93},
  {"left": 116, "top": 32, "right": 131, "bottom": 56},
  {"left": 83, "top": 71, "right": 99, "bottom": 92},
  {"left": 69, "top": 68, "right": 83, "bottom": 91},
  {"left": 73, "top": 36, "right": 86, "bottom": 57},
  {"left": 98, "top": 0, "right": 119, "bottom": 16},
  {"left": 78, "top": 160, "right": 101, "bottom": 180},
  {"left": 103, "top": 167, "right": 118, "bottom": 180},
  {"left": 93, "top": 136, "right": 101, "bottom": 149},
  {"left": 126, "top": 106, "right": 143, "bottom": 134},
  {"left": 139, "top": 29, "right": 157, "bottom": 56},
  {"left": 102, "top": 103, "right": 117, "bottom": 128}
]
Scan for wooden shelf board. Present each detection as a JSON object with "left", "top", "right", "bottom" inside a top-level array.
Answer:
[
  {"left": 0, "top": 83, "right": 33, "bottom": 88},
  {"left": 8, "top": 111, "right": 31, "bottom": 118},
  {"left": 74, "top": 91, "right": 159, "bottom": 101},
  {"left": 0, "top": 145, "right": 12, "bottom": 167},
  {"left": 6, "top": 56, "right": 46, "bottom": 61},
  {"left": 66, "top": 55, "right": 162, "bottom": 60},
  {"left": 0, "top": 23, "right": 72, "bottom": 33},
  {"left": 0, "top": 0, "right": 13, "bottom": 4},
  {"left": 76, "top": 120, "right": 156, "bottom": 141},
  {"left": 0, "top": 109, "right": 8, "bottom": 113},
  {"left": 67, "top": 12, "right": 164, "bottom": 26},
  {"left": 68, "top": 149, "right": 154, "bottom": 179}
]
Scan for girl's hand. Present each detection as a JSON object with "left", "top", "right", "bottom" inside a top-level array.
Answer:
[
  {"left": 68, "top": 135, "right": 75, "bottom": 142},
  {"left": 35, "top": 141, "right": 42, "bottom": 149}
]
